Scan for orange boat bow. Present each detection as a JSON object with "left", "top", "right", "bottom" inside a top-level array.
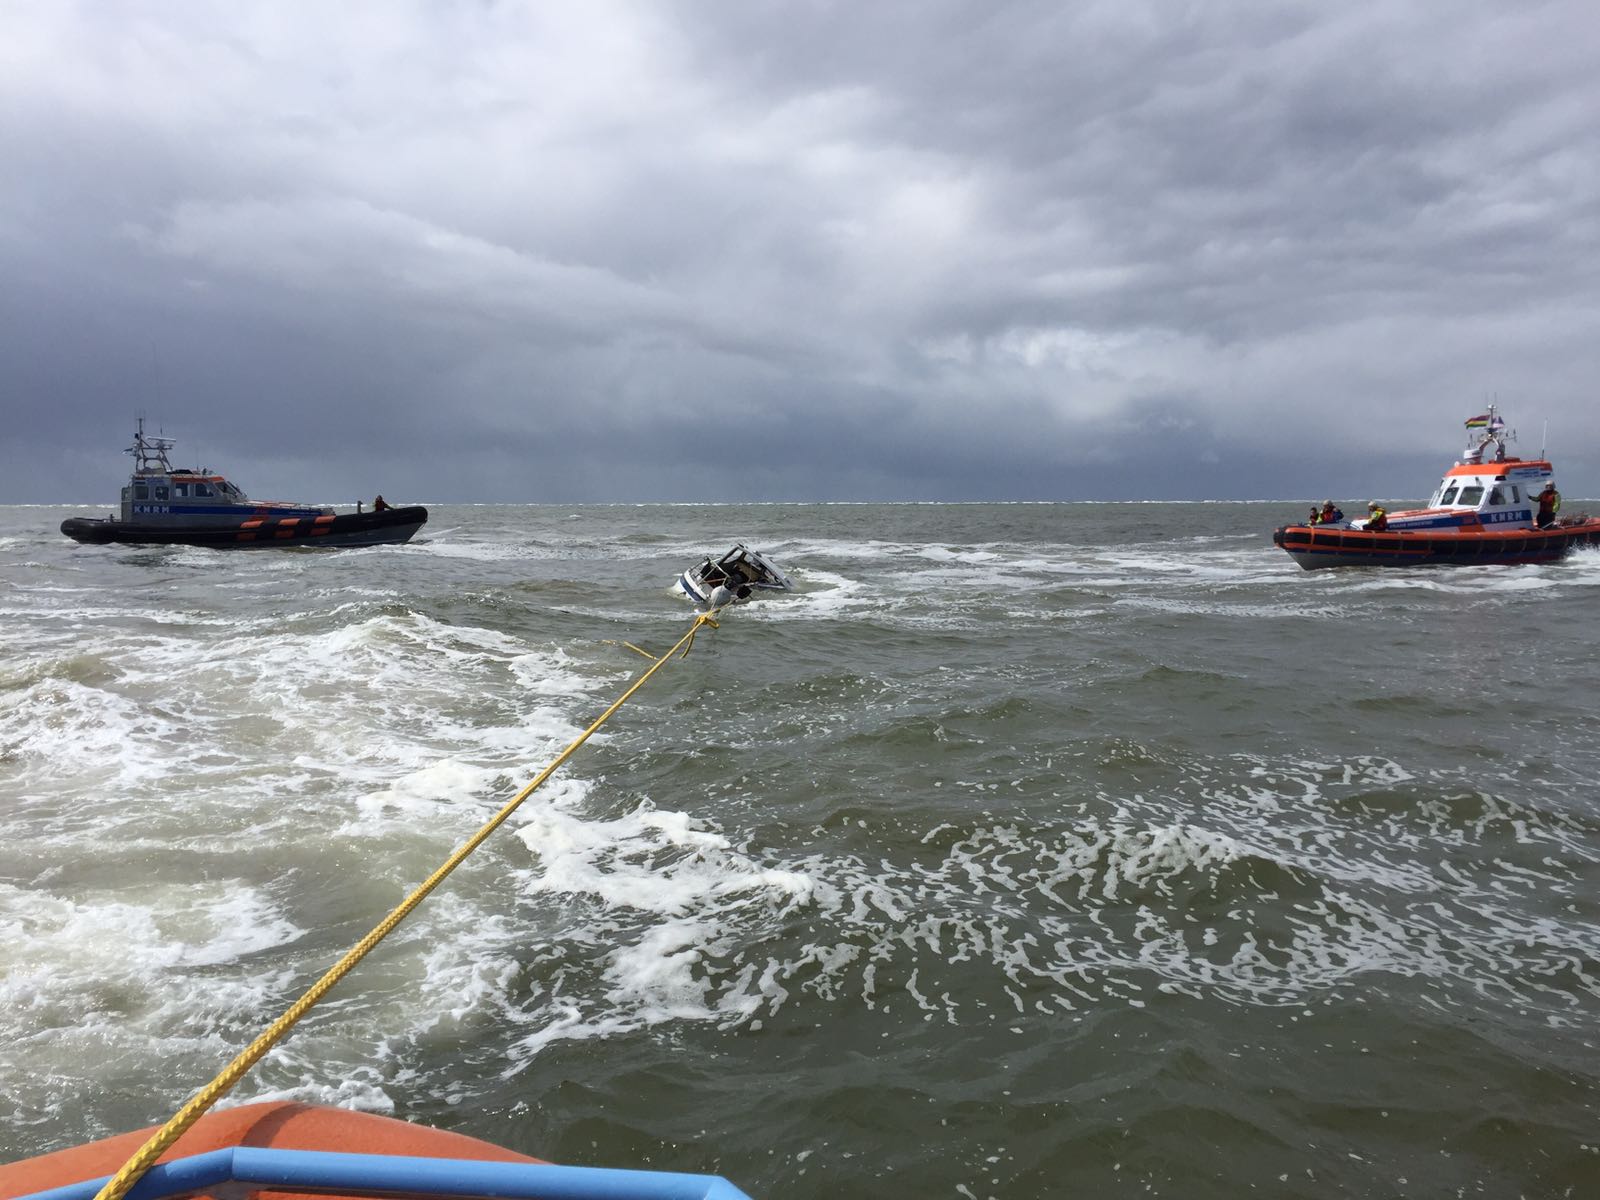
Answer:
[{"left": 0, "top": 1101, "right": 541, "bottom": 1200}]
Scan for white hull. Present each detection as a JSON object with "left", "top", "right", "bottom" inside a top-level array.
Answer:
[{"left": 675, "top": 544, "right": 795, "bottom": 607}]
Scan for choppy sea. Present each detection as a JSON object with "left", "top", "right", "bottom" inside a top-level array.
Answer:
[{"left": 3, "top": 501, "right": 1600, "bottom": 1199}]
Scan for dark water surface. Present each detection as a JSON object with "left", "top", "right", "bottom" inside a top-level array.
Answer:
[{"left": 3, "top": 502, "right": 1599, "bottom": 1198}]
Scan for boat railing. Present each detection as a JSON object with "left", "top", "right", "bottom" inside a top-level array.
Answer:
[{"left": 13, "top": 1146, "right": 752, "bottom": 1200}]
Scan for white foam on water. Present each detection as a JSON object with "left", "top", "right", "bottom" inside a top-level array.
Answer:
[
  {"left": 344, "top": 758, "right": 509, "bottom": 829},
  {"left": 516, "top": 798, "right": 811, "bottom": 918},
  {"left": 742, "top": 569, "right": 875, "bottom": 621},
  {"left": 1114, "top": 595, "right": 1347, "bottom": 620},
  {"left": 0, "top": 675, "right": 182, "bottom": 792},
  {"left": 1339, "top": 565, "right": 1558, "bottom": 594},
  {"left": 1091, "top": 548, "right": 1286, "bottom": 584},
  {"left": 778, "top": 537, "right": 926, "bottom": 561},
  {"left": 897, "top": 566, "right": 1016, "bottom": 593},
  {"left": 413, "top": 540, "right": 565, "bottom": 563},
  {"left": 408, "top": 893, "right": 529, "bottom": 1029},
  {"left": 0, "top": 619, "right": 557, "bottom": 827},
  {"left": 0, "top": 879, "right": 306, "bottom": 1123},
  {"left": 560, "top": 753, "right": 1600, "bottom": 1031},
  {"left": 915, "top": 546, "right": 1004, "bottom": 564},
  {"left": 0, "top": 580, "right": 642, "bottom": 1123},
  {"left": 0, "top": 882, "right": 301, "bottom": 997},
  {"left": 458, "top": 806, "right": 1276, "bottom": 1059},
  {"left": 490, "top": 795, "right": 815, "bottom": 1066}
]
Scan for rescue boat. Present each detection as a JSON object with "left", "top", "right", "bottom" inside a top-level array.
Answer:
[
  {"left": 60, "top": 420, "right": 427, "bottom": 549},
  {"left": 1274, "top": 406, "right": 1600, "bottom": 569},
  {"left": 0, "top": 1100, "right": 748, "bottom": 1199}
]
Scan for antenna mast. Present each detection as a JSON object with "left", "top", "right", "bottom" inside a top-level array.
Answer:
[{"left": 127, "top": 416, "right": 176, "bottom": 474}]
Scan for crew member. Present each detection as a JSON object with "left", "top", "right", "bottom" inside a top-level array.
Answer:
[
  {"left": 1366, "top": 501, "right": 1388, "bottom": 532},
  {"left": 1536, "top": 482, "right": 1561, "bottom": 528},
  {"left": 1319, "top": 500, "right": 1344, "bottom": 524},
  {"left": 1308, "top": 506, "right": 1321, "bottom": 525},
  {"left": 373, "top": 494, "right": 391, "bottom": 512}
]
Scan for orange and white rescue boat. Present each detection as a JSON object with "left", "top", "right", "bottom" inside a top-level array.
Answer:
[{"left": 1274, "top": 406, "right": 1600, "bottom": 569}]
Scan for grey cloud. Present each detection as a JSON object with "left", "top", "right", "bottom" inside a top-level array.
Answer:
[{"left": 3, "top": 1, "right": 1598, "bottom": 504}]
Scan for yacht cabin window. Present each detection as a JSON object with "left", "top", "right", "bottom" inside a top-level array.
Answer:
[
  {"left": 174, "top": 483, "right": 189, "bottom": 497},
  {"left": 1439, "top": 485, "right": 1460, "bottom": 505},
  {"left": 1456, "top": 485, "right": 1484, "bottom": 506},
  {"left": 133, "top": 485, "right": 149, "bottom": 500},
  {"left": 193, "top": 483, "right": 213, "bottom": 497},
  {"left": 1488, "top": 487, "right": 1505, "bottom": 505},
  {"left": 154, "top": 486, "right": 168, "bottom": 500}
]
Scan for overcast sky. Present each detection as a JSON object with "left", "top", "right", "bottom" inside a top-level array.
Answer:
[{"left": 4, "top": 1, "right": 1597, "bottom": 503}]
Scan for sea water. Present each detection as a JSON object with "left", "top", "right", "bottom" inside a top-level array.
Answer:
[{"left": 2, "top": 502, "right": 1599, "bottom": 1198}]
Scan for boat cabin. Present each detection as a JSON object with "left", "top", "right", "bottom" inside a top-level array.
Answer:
[
  {"left": 1417, "top": 461, "right": 1553, "bottom": 529},
  {"left": 1367, "top": 406, "right": 1555, "bottom": 533},
  {"left": 117, "top": 421, "right": 327, "bottom": 526}
]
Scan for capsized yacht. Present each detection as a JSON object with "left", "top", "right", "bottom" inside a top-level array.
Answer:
[{"left": 675, "top": 543, "right": 796, "bottom": 605}]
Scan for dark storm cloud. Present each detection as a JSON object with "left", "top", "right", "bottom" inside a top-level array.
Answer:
[{"left": 3, "top": 1, "right": 1597, "bottom": 503}]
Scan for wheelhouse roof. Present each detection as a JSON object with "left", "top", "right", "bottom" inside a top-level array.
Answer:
[{"left": 1441, "top": 460, "right": 1552, "bottom": 478}]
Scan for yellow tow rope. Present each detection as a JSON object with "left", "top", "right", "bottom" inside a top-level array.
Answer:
[{"left": 92, "top": 609, "right": 722, "bottom": 1200}]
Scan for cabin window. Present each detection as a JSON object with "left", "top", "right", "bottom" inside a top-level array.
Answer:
[
  {"left": 1509, "top": 486, "right": 1521, "bottom": 502},
  {"left": 221, "top": 481, "right": 240, "bottom": 496},
  {"left": 193, "top": 483, "right": 213, "bottom": 497},
  {"left": 133, "top": 485, "right": 149, "bottom": 500},
  {"left": 1456, "top": 485, "right": 1484, "bottom": 506},
  {"left": 154, "top": 486, "right": 168, "bottom": 500},
  {"left": 174, "top": 483, "right": 189, "bottom": 497},
  {"left": 1439, "top": 485, "right": 1459, "bottom": 505},
  {"left": 1488, "top": 487, "right": 1505, "bottom": 505}
]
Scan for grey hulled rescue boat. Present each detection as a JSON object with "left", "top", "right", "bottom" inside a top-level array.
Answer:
[{"left": 60, "top": 420, "right": 427, "bottom": 549}]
